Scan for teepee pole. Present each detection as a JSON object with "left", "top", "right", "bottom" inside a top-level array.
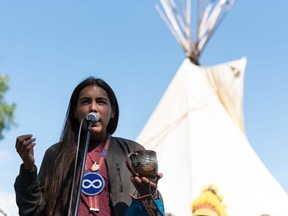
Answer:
[{"left": 155, "top": 0, "right": 237, "bottom": 64}]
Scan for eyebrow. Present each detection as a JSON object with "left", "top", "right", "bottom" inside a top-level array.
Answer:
[{"left": 79, "top": 96, "right": 109, "bottom": 101}]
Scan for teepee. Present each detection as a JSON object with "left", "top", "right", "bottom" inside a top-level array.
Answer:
[{"left": 137, "top": 0, "right": 288, "bottom": 215}]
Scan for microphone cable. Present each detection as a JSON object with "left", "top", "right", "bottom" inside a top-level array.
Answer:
[{"left": 68, "top": 117, "right": 84, "bottom": 216}]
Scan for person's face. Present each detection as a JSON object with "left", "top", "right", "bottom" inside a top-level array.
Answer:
[{"left": 74, "top": 84, "right": 115, "bottom": 141}]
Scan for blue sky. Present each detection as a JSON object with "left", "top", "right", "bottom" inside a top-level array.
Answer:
[{"left": 0, "top": 1, "right": 287, "bottom": 215}]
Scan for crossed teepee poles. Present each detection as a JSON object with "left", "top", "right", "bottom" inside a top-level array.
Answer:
[{"left": 155, "top": 0, "right": 236, "bottom": 64}]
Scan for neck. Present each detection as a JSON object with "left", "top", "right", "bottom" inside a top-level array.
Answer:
[
  {"left": 90, "top": 131, "right": 107, "bottom": 142},
  {"left": 89, "top": 133, "right": 110, "bottom": 149}
]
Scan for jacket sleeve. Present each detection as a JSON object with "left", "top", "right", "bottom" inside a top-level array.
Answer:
[
  {"left": 14, "top": 143, "right": 59, "bottom": 215},
  {"left": 14, "top": 164, "right": 46, "bottom": 216},
  {"left": 124, "top": 195, "right": 165, "bottom": 216},
  {"left": 118, "top": 138, "right": 165, "bottom": 216}
]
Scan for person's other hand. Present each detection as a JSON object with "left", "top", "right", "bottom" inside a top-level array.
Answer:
[
  {"left": 130, "top": 173, "right": 163, "bottom": 197},
  {"left": 15, "top": 134, "right": 36, "bottom": 172}
]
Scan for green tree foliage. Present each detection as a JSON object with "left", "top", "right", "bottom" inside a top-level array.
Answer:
[{"left": 0, "top": 74, "right": 16, "bottom": 140}]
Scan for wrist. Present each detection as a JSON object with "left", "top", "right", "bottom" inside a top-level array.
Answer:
[{"left": 23, "top": 163, "right": 35, "bottom": 172}]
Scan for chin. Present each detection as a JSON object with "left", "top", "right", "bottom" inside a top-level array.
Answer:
[
  {"left": 91, "top": 126, "right": 100, "bottom": 133},
  {"left": 90, "top": 129, "right": 106, "bottom": 141}
]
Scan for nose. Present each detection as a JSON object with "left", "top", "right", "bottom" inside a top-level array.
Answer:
[{"left": 90, "top": 101, "right": 98, "bottom": 113}]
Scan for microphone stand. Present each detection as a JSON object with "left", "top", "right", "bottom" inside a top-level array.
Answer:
[{"left": 73, "top": 122, "right": 93, "bottom": 216}]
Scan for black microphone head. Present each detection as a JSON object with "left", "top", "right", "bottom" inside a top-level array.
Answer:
[{"left": 85, "top": 112, "right": 99, "bottom": 125}]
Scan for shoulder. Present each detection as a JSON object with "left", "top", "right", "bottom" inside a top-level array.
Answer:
[
  {"left": 41, "top": 142, "right": 62, "bottom": 165},
  {"left": 112, "top": 136, "right": 142, "bottom": 147},
  {"left": 38, "top": 143, "right": 61, "bottom": 182},
  {"left": 111, "top": 136, "right": 145, "bottom": 152},
  {"left": 44, "top": 142, "right": 61, "bottom": 157}
]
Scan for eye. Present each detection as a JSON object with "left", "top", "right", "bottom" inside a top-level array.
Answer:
[
  {"left": 80, "top": 98, "right": 91, "bottom": 105},
  {"left": 97, "top": 98, "right": 108, "bottom": 105}
]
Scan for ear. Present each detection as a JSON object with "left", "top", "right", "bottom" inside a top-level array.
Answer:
[{"left": 110, "top": 109, "right": 115, "bottom": 119}]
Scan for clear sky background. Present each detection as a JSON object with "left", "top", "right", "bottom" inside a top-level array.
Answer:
[{"left": 0, "top": 1, "right": 287, "bottom": 215}]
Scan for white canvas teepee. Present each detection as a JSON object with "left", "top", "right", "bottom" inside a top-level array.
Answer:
[{"left": 137, "top": 0, "right": 288, "bottom": 215}]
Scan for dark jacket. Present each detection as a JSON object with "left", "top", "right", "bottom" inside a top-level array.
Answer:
[{"left": 14, "top": 136, "right": 145, "bottom": 216}]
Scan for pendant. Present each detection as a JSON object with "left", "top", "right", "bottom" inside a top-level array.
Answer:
[
  {"left": 91, "top": 162, "right": 99, "bottom": 172},
  {"left": 82, "top": 172, "right": 105, "bottom": 196}
]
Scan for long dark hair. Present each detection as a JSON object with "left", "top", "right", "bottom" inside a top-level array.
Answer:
[{"left": 44, "top": 77, "right": 119, "bottom": 215}]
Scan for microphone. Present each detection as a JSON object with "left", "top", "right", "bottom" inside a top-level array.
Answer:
[{"left": 84, "top": 112, "right": 99, "bottom": 125}]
